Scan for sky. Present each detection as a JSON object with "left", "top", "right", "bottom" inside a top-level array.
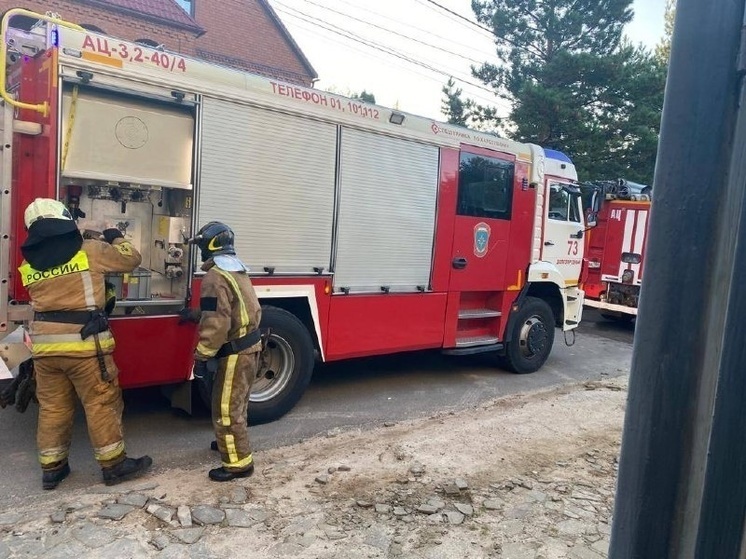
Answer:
[{"left": 266, "top": 0, "right": 667, "bottom": 121}]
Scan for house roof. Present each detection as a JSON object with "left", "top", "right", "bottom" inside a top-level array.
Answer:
[
  {"left": 78, "top": 0, "right": 204, "bottom": 34},
  {"left": 257, "top": 0, "right": 317, "bottom": 81},
  {"left": 73, "top": 0, "right": 315, "bottom": 81}
]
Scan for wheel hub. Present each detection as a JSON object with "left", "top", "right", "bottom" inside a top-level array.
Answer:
[
  {"left": 252, "top": 335, "right": 294, "bottom": 403},
  {"left": 519, "top": 316, "right": 548, "bottom": 358}
]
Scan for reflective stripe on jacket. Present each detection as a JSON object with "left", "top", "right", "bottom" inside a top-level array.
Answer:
[
  {"left": 20, "top": 238, "right": 141, "bottom": 358},
  {"left": 196, "top": 262, "right": 262, "bottom": 360}
]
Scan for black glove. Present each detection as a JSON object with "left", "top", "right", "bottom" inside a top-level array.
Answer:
[
  {"left": 194, "top": 360, "right": 208, "bottom": 381},
  {"left": 104, "top": 281, "right": 117, "bottom": 316},
  {"left": 0, "top": 374, "right": 20, "bottom": 409},
  {"left": 0, "top": 359, "right": 36, "bottom": 412},
  {"left": 194, "top": 358, "right": 218, "bottom": 394},
  {"left": 0, "top": 361, "right": 35, "bottom": 413},
  {"left": 15, "top": 364, "right": 36, "bottom": 413},
  {"left": 178, "top": 307, "right": 201, "bottom": 324},
  {"left": 102, "top": 228, "right": 124, "bottom": 244}
]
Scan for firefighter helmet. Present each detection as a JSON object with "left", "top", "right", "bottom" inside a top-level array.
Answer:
[
  {"left": 192, "top": 221, "right": 236, "bottom": 262},
  {"left": 24, "top": 198, "right": 74, "bottom": 229}
]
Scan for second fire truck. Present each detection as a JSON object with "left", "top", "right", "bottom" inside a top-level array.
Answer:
[{"left": 581, "top": 179, "right": 652, "bottom": 321}]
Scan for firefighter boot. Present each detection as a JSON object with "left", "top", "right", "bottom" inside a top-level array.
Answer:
[
  {"left": 102, "top": 455, "right": 153, "bottom": 486},
  {"left": 42, "top": 462, "right": 71, "bottom": 490},
  {"left": 208, "top": 464, "right": 254, "bottom": 482}
]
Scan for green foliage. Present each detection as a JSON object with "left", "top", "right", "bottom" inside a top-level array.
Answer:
[
  {"left": 325, "top": 86, "right": 376, "bottom": 104},
  {"left": 352, "top": 90, "right": 376, "bottom": 104},
  {"left": 507, "top": 43, "right": 665, "bottom": 182},
  {"left": 655, "top": 0, "right": 676, "bottom": 64},
  {"left": 441, "top": 78, "right": 501, "bottom": 131},
  {"left": 442, "top": 78, "right": 468, "bottom": 126},
  {"left": 441, "top": 0, "right": 666, "bottom": 184}
]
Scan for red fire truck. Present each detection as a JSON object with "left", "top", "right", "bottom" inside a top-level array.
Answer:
[
  {"left": 581, "top": 179, "right": 652, "bottom": 321},
  {"left": 0, "top": 10, "right": 587, "bottom": 423}
]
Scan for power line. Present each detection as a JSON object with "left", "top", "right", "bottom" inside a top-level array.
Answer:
[
  {"left": 273, "top": 2, "right": 505, "bottom": 101},
  {"left": 281, "top": 15, "right": 506, "bottom": 109},
  {"left": 276, "top": 4, "right": 441, "bottom": 72},
  {"left": 295, "top": 0, "right": 485, "bottom": 65},
  {"left": 274, "top": 6, "right": 510, "bottom": 111},
  {"left": 415, "top": 0, "right": 537, "bottom": 57},
  {"left": 332, "top": 0, "right": 496, "bottom": 57},
  {"left": 421, "top": 0, "right": 496, "bottom": 36},
  {"left": 411, "top": 0, "right": 494, "bottom": 38}
]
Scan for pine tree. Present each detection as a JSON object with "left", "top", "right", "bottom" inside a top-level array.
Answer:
[
  {"left": 325, "top": 86, "right": 376, "bottom": 104},
  {"left": 441, "top": 0, "right": 666, "bottom": 183},
  {"left": 441, "top": 78, "right": 468, "bottom": 126},
  {"left": 352, "top": 90, "right": 376, "bottom": 104},
  {"left": 655, "top": 0, "right": 676, "bottom": 64},
  {"left": 441, "top": 78, "right": 501, "bottom": 131}
]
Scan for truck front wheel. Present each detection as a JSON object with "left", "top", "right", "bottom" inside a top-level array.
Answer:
[
  {"left": 501, "top": 296, "right": 555, "bottom": 374},
  {"left": 198, "top": 305, "right": 315, "bottom": 424}
]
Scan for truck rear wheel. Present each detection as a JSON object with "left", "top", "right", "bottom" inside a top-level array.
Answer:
[
  {"left": 501, "top": 296, "right": 555, "bottom": 374},
  {"left": 198, "top": 305, "right": 315, "bottom": 424}
]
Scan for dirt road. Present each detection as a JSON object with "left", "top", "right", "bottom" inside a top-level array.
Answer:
[{"left": 0, "top": 374, "right": 627, "bottom": 559}]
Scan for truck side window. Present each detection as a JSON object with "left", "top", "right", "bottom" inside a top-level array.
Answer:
[
  {"left": 457, "top": 152, "right": 514, "bottom": 220},
  {"left": 548, "top": 184, "right": 570, "bottom": 220},
  {"left": 548, "top": 183, "right": 582, "bottom": 223},
  {"left": 569, "top": 196, "right": 581, "bottom": 223}
]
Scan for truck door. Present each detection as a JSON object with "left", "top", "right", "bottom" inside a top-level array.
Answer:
[
  {"left": 541, "top": 180, "right": 584, "bottom": 283},
  {"left": 449, "top": 149, "right": 515, "bottom": 291}
]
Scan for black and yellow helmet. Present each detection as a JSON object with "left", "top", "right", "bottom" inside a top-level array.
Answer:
[{"left": 191, "top": 221, "right": 236, "bottom": 262}]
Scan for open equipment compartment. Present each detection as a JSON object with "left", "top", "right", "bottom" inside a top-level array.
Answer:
[{"left": 58, "top": 82, "right": 196, "bottom": 314}]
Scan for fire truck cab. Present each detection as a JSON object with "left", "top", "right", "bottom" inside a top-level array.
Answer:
[
  {"left": 0, "top": 10, "right": 586, "bottom": 423},
  {"left": 581, "top": 178, "right": 652, "bottom": 321}
]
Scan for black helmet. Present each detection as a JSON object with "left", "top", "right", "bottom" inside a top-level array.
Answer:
[{"left": 192, "top": 221, "right": 236, "bottom": 262}]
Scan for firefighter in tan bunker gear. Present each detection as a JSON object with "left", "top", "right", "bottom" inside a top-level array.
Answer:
[
  {"left": 188, "top": 221, "right": 262, "bottom": 482},
  {"left": 19, "top": 198, "right": 153, "bottom": 490}
]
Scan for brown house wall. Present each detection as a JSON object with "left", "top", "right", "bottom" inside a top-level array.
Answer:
[
  {"left": 0, "top": 0, "right": 315, "bottom": 85},
  {"left": 192, "top": 0, "right": 314, "bottom": 85}
]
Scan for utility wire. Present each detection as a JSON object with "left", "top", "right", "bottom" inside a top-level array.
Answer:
[
  {"left": 274, "top": 2, "right": 505, "bottom": 101},
  {"left": 282, "top": 15, "right": 505, "bottom": 109},
  {"left": 276, "top": 3, "right": 443, "bottom": 73},
  {"left": 332, "top": 0, "right": 496, "bottom": 57},
  {"left": 416, "top": 0, "right": 536, "bottom": 57},
  {"left": 421, "top": 0, "right": 496, "bottom": 35},
  {"left": 296, "top": 0, "right": 485, "bottom": 65}
]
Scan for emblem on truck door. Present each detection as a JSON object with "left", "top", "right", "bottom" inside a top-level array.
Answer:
[{"left": 474, "top": 222, "right": 491, "bottom": 258}]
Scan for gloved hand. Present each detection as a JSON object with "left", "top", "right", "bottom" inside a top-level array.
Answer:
[
  {"left": 193, "top": 358, "right": 218, "bottom": 394},
  {"left": 15, "top": 362, "right": 36, "bottom": 413},
  {"left": 104, "top": 281, "right": 117, "bottom": 316},
  {"left": 102, "top": 228, "right": 124, "bottom": 244},
  {"left": 194, "top": 360, "right": 208, "bottom": 381},
  {"left": 178, "top": 307, "right": 201, "bottom": 324},
  {"left": 0, "top": 374, "right": 20, "bottom": 409},
  {"left": 0, "top": 359, "right": 38, "bottom": 412},
  {"left": 0, "top": 360, "right": 35, "bottom": 412}
]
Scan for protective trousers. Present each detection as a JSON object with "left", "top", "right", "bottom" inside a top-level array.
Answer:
[
  {"left": 212, "top": 352, "right": 258, "bottom": 472},
  {"left": 34, "top": 355, "right": 126, "bottom": 470}
]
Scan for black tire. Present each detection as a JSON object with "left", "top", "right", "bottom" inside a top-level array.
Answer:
[
  {"left": 600, "top": 312, "right": 634, "bottom": 323},
  {"left": 502, "top": 296, "right": 555, "bottom": 374},
  {"left": 198, "top": 305, "right": 315, "bottom": 425}
]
